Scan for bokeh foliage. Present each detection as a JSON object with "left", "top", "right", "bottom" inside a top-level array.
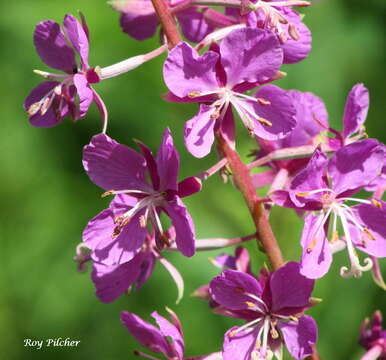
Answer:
[{"left": 0, "top": 0, "right": 385, "bottom": 359}]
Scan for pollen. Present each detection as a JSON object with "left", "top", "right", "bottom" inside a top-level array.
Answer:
[
  {"left": 101, "top": 190, "right": 115, "bottom": 198},
  {"left": 188, "top": 91, "right": 201, "bottom": 98},
  {"left": 364, "top": 227, "right": 376, "bottom": 241},
  {"left": 296, "top": 191, "right": 310, "bottom": 197},
  {"left": 306, "top": 237, "right": 317, "bottom": 253},
  {"left": 257, "top": 116, "right": 272, "bottom": 127},
  {"left": 371, "top": 199, "right": 382, "bottom": 209}
]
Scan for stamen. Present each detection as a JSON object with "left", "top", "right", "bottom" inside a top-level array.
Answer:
[
  {"left": 371, "top": 199, "right": 383, "bottom": 208},
  {"left": 288, "top": 23, "right": 300, "bottom": 40},
  {"left": 339, "top": 197, "right": 371, "bottom": 205},
  {"left": 257, "top": 116, "right": 272, "bottom": 127},
  {"left": 101, "top": 190, "right": 115, "bottom": 198},
  {"left": 188, "top": 91, "right": 202, "bottom": 98},
  {"left": 337, "top": 207, "right": 374, "bottom": 278},
  {"left": 139, "top": 215, "right": 147, "bottom": 228},
  {"left": 28, "top": 102, "right": 42, "bottom": 116},
  {"left": 244, "top": 292, "right": 269, "bottom": 312},
  {"left": 364, "top": 227, "right": 376, "bottom": 241},
  {"left": 306, "top": 238, "right": 317, "bottom": 253},
  {"left": 296, "top": 188, "right": 335, "bottom": 197},
  {"left": 257, "top": 98, "right": 271, "bottom": 106},
  {"left": 228, "top": 317, "right": 263, "bottom": 337}
]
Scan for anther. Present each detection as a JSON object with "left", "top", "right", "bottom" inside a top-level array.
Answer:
[
  {"left": 139, "top": 215, "right": 147, "bottom": 228},
  {"left": 245, "top": 301, "right": 256, "bottom": 308},
  {"left": 306, "top": 237, "right": 317, "bottom": 253},
  {"left": 331, "top": 231, "right": 339, "bottom": 243},
  {"left": 363, "top": 227, "right": 375, "bottom": 241},
  {"left": 257, "top": 116, "right": 272, "bottom": 126},
  {"left": 296, "top": 191, "right": 310, "bottom": 197},
  {"left": 101, "top": 190, "right": 115, "bottom": 198},
  {"left": 188, "top": 91, "right": 201, "bottom": 98},
  {"left": 288, "top": 23, "right": 300, "bottom": 40},
  {"left": 257, "top": 98, "right": 271, "bottom": 106},
  {"left": 371, "top": 199, "right": 383, "bottom": 209},
  {"left": 28, "top": 102, "right": 41, "bottom": 116}
]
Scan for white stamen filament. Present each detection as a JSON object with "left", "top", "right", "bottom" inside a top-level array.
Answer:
[
  {"left": 339, "top": 197, "right": 372, "bottom": 205},
  {"left": 230, "top": 317, "right": 263, "bottom": 337},
  {"left": 336, "top": 207, "right": 373, "bottom": 278},
  {"left": 244, "top": 292, "right": 269, "bottom": 313}
]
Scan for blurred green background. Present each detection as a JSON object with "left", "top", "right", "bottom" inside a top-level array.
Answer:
[{"left": 1, "top": 0, "right": 385, "bottom": 359}]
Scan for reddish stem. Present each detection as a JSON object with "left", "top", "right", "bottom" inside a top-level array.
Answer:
[
  {"left": 150, "top": 0, "right": 181, "bottom": 47},
  {"left": 217, "top": 135, "right": 284, "bottom": 270}
]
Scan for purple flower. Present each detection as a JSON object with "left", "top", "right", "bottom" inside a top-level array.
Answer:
[
  {"left": 163, "top": 27, "right": 296, "bottom": 157},
  {"left": 359, "top": 311, "right": 386, "bottom": 360},
  {"left": 209, "top": 262, "right": 317, "bottom": 360},
  {"left": 82, "top": 128, "right": 199, "bottom": 267},
  {"left": 271, "top": 139, "right": 386, "bottom": 279},
  {"left": 24, "top": 14, "right": 106, "bottom": 129},
  {"left": 110, "top": 0, "right": 234, "bottom": 43},
  {"left": 121, "top": 309, "right": 222, "bottom": 360},
  {"left": 253, "top": 88, "right": 328, "bottom": 186},
  {"left": 227, "top": 0, "right": 312, "bottom": 64}
]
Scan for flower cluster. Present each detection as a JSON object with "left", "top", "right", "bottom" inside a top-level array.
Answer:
[{"left": 25, "top": 1, "right": 385, "bottom": 359}]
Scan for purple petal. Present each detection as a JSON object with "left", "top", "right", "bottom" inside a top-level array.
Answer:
[
  {"left": 33, "top": 20, "right": 76, "bottom": 72},
  {"left": 63, "top": 14, "right": 90, "bottom": 68},
  {"left": 135, "top": 252, "right": 156, "bottom": 290},
  {"left": 282, "top": 11, "right": 312, "bottom": 64},
  {"left": 157, "top": 128, "right": 180, "bottom": 192},
  {"left": 212, "top": 253, "right": 237, "bottom": 269},
  {"left": 163, "top": 42, "right": 219, "bottom": 98},
  {"left": 329, "top": 139, "right": 385, "bottom": 195},
  {"left": 82, "top": 133, "right": 147, "bottom": 191},
  {"left": 279, "top": 90, "right": 328, "bottom": 148},
  {"left": 184, "top": 105, "right": 216, "bottom": 158},
  {"left": 83, "top": 204, "right": 147, "bottom": 265},
  {"left": 300, "top": 213, "right": 332, "bottom": 279},
  {"left": 343, "top": 84, "right": 369, "bottom": 138},
  {"left": 288, "top": 149, "right": 329, "bottom": 208},
  {"left": 210, "top": 269, "right": 262, "bottom": 310},
  {"left": 24, "top": 81, "right": 66, "bottom": 127},
  {"left": 348, "top": 203, "right": 386, "bottom": 258},
  {"left": 91, "top": 253, "right": 146, "bottom": 303},
  {"left": 135, "top": 139, "right": 160, "bottom": 190},
  {"left": 114, "top": 0, "right": 159, "bottom": 41},
  {"left": 222, "top": 326, "right": 261, "bottom": 360},
  {"left": 269, "top": 262, "right": 314, "bottom": 313},
  {"left": 177, "top": 9, "right": 214, "bottom": 43},
  {"left": 236, "top": 84, "right": 296, "bottom": 140},
  {"left": 278, "top": 315, "right": 317, "bottom": 359},
  {"left": 220, "top": 28, "right": 283, "bottom": 88},
  {"left": 121, "top": 312, "right": 171, "bottom": 355},
  {"left": 73, "top": 73, "right": 93, "bottom": 117},
  {"left": 164, "top": 197, "right": 196, "bottom": 257},
  {"left": 151, "top": 312, "right": 184, "bottom": 359}
]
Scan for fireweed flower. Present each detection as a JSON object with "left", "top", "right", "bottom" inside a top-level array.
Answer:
[
  {"left": 271, "top": 139, "right": 386, "bottom": 279},
  {"left": 252, "top": 89, "right": 328, "bottom": 189},
  {"left": 24, "top": 14, "right": 107, "bottom": 129},
  {"left": 110, "top": 0, "right": 235, "bottom": 43},
  {"left": 121, "top": 309, "right": 222, "bottom": 360},
  {"left": 82, "top": 128, "right": 199, "bottom": 267},
  {"left": 359, "top": 311, "right": 386, "bottom": 360},
  {"left": 226, "top": 0, "right": 311, "bottom": 64},
  {"left": 209, "top": 262, "right": 317, "bottom": 360},
  {"left": 163, "top": 27, "right": 296, "bottom": 158},
  {"left": 193, "top": 246, "right": 254, "bottom": 303},
  {"left": 84, "top": 220, "right": 185, "bottom": 303}
]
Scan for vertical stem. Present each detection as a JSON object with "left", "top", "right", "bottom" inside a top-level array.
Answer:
[
  {"left": 217, "top": 135, "right": 284, "bottom": 270},
  {"left": 150, "top": 0, "right": 181, "bottom": 47}
]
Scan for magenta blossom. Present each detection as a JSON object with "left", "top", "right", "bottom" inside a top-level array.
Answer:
[
  {"left": 252, "top": 88, "right": 328, "bottom": 189},
  {"left": 82, "top": 128, "right": 199, "bottom": 267},
  {"left": 359, "top": 311, "right": 386, "bottom": 360},
  {"left": 271, "top": 139, "right": 386, "bottom": 279},
  {"left": 121, "top": 309, "right": 222, "bottom": 360},
  {"left": 24, "top": 14, "right": 107, "bottom": 129},
  {"left": 110, "top": 0, "right": 235, "bottom": 43},
  {"left": 163, "top": 27, "right": 296, "bottom": 158},
  {"left": 209, "top": 262, "right": 317, "bottom": 360},
  {"left": 226, "top": 0, "right": 311, "bottom": 64}
]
